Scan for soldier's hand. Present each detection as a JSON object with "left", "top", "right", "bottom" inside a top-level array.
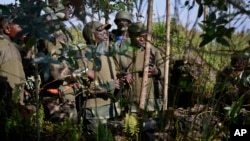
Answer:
[
  {"left": 124, "top": 73, "right": 134, "bottom": 84},
  {"left": 114, "top": 79, "right": 120, "bottom": 89},
  {"left": 148, "top": 65, "right": 159, "bottom": 77},
  {"left": 87, "top": 69, "right": 95, "bottom": 80}
]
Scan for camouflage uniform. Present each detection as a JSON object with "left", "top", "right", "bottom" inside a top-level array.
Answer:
[
  {"left": 80, "top": 21, "right": 121, "bottom": 136},
  {"left": 126, "top": 22, "right": 164, "bottom": 114}
]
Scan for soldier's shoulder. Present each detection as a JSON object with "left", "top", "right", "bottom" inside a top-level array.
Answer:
[
  {"left": 0, "top": 35, "right": 10, "bottom": 45},
  {"left": 0, "top": 35, "right": 5, "bottom": 40}
]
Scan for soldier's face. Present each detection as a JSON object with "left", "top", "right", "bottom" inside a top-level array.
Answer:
[
  {"left": 132, "top": 33, "right": 146, "bottom": 47},
  {"left": 94, "top": 29, "right": 109, "bottom": 44},
  {"left": 116, "top": 19, "right": 130, "bottom": 31},
  {"left": 4, "top": 22, "right": 22, "bottom": 39}
]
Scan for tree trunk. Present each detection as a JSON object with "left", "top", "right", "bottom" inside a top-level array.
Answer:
[
  {"left": 139, "top": 0, "right": 153, "bottom": 110},
  {"left": 163, "top": 0, "right": 171, "bottom": 111}
]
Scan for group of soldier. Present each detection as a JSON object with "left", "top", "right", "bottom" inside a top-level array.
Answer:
[{"left": 0, "top": 1, "right": 164, "bottom": 140}]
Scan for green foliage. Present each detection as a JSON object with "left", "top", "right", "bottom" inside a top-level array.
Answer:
[
  {"left": 224, "top": 96, "right": 244, "bottom": 123},
  {"left": 70, "top": 0, "right": 132, "bottom": 22},
  {"left": 198, "top": 11, "right": 235, "bottom": 47},
  {"left": 96, "top": 124, "right": 114, "bottom": 141},
  {"left": 123, "top": 114, "right": 139, "bottom": 141}
]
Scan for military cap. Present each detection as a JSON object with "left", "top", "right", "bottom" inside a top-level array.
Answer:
[
  {"left": 82, "top": 21, "right": 111, "bottom": 44},
  {"left": 128, "top": 22, "right": 147, "bottom": 36},
  {"left": 83, "top": 21, "right": 111, "bottom": 32}
]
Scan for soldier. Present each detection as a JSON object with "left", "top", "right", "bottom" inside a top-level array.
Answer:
[
  {"left": 38, "top": 0, "right": 77, "bottom": 123},
  {"left": 110, "top": 11, "right": 134, "bottom": 116},
  {"left": 0, "top": 14, "right": 26, "bottom": 105},
  {"left": 0, "top": 10, "right": 36, "bottom": 140},
  {"left": 127, "top": 22, "right": 164, "bottom": 115},
  {"left": 80, "top": 21, "right": 121, "bottom": 139},
  {"left": 214, "top": 49, "right": 250, "bottom": 113},
  {"left": 111, "top": 11, "right": 132, "bottom": 43}
]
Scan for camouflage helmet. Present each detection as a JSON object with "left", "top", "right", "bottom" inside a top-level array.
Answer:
[
  {"left": 114, "top": 11, "right": 132, "bottom": 24},
  {"left": 128, "top": 22, "right": 147, "bottom": 36},
  {"left": 82, "top": 21, "right": 111, "bottom": 44}
]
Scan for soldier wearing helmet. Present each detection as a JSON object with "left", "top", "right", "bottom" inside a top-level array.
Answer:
[{"left": 111, "top": 11, "right": 132, "bottom": 43}]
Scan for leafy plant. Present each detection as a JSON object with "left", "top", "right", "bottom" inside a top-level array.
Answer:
[
  {"left": 123, "top": 114, "right": 139, "bottom": 141},
  {"left": 96, "top": 123, "right": 114, "bottom": 141}
]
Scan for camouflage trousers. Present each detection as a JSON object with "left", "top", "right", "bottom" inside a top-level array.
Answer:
[{"left": 80, "top": 101, "right": 121, "bottom": 136}]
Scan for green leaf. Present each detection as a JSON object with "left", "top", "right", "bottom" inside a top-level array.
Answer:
[
  {"left": 216, "top": 17, "right": 229, "bottom": 25},
  {"left": 94, "top": 57, "right": 102, "bottom": 71},
  {"left": 216, "top": 37, "right": 230, "bottom": 47},
  {"left": 0, "top": 4, "right": 11, "bottom": 16},
  {"left": 198, "top": 23, "right": 205, "bottom": 30},
  {"left": 225, "top": 27, "right": 235, "bottom": 38},
  {"left": 184, "top": 1, "right": 189, "bottom": 6},
  {"left": 199, "top": 36, "right": 215, "bottom": 47},
  {"left": 197, "top": 5, "right": 203, "bottom": 18}
]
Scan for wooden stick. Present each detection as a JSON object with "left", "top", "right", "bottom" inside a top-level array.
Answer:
[
  {"left": 139, "top": 0, "right": 154, "bottom": 110},
  {"left": 163, "top": 0, "right": 171, "bottom": 111}
]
